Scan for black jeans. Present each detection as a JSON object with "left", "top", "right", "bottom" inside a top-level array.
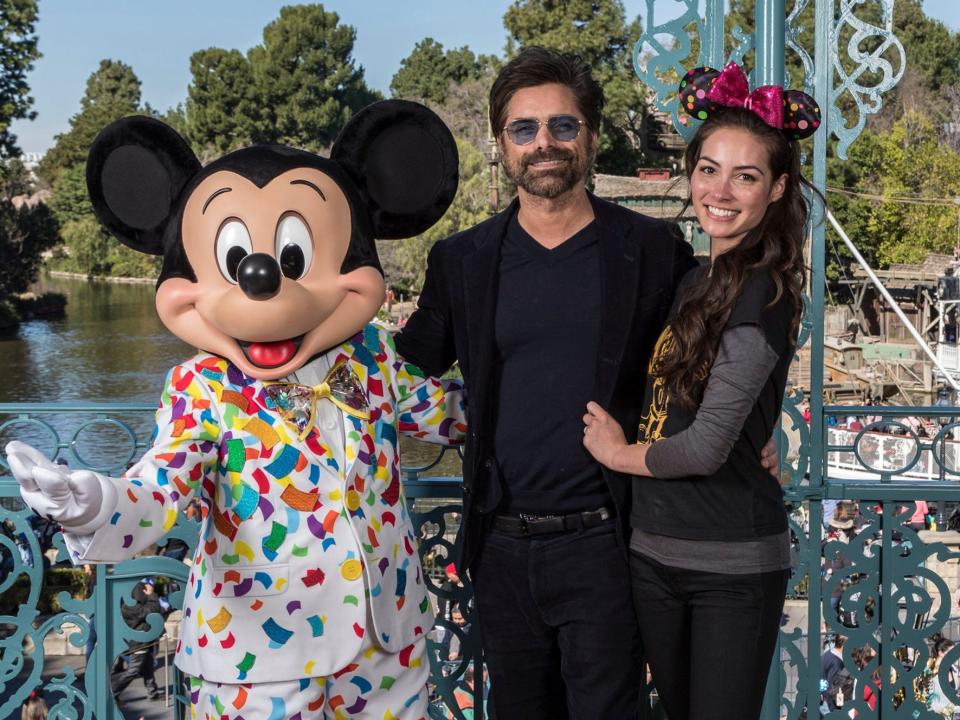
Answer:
[
  {"left": 630, "top": 550, "right": 789, "bottom": 720},
  {"left": 472, "top": 520, "right": 643, "bottom": 720}
]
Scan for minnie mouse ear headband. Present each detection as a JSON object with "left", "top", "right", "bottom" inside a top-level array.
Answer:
[{"left": 678, "top": 62, "right": 822, "bottom": 140}]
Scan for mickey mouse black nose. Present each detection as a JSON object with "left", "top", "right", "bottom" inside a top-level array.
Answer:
[{"left": 237, "top": 253, "right": 281, "bottom": 300}]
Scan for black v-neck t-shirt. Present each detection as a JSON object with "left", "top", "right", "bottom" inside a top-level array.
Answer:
[{"left": 492, "top": 214, "right": 610, "bottom": 514}]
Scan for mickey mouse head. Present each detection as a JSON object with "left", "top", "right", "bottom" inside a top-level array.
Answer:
[{"left": 86, "top": 101, "right": 458, "bottom": 379}]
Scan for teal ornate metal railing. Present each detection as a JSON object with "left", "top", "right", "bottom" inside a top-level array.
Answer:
[{"left": 0, "top": 404, "right": 480, "bottom": 720}]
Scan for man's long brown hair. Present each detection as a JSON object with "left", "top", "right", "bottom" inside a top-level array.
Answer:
[{"left": 656, "top": 107, "right": 817, "bottom": 407}]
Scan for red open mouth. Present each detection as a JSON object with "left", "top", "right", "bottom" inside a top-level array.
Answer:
[{"left": 237, "top": 335, "right": 305, "bottom": 369}]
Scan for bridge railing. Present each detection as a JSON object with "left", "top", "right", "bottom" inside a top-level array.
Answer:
[
  {"left": 7, "top": 403, "right": 960, "bottom": 719},
  {"left": 0, "top": 403, "right": 481, "bottom": 720}
]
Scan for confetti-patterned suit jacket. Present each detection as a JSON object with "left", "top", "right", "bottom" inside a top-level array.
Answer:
[{"left": 64, "top": 323, "right": 466, "bottom": 683}]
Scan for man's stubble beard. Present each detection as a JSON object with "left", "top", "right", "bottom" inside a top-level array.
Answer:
[{"left": 501, "top": 136, "right": 597, "bottom": 200}]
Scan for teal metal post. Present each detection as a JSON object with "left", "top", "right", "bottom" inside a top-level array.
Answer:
[
  {"left": 755, "top": 4, "right": 787, "bottom": 718},
  {"left": 754, "top": 0, "right": 787, "bottom": 86}
]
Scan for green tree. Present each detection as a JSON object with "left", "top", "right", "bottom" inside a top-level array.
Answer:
[
  {"left": 501, "top": 0, "right": 647, "bottom": 174},
  {"left": 37, "top": 60, "right": 142, "bottom": 185},
  {"left": 186, "top": 48, "right": 260, "bottom": 159},
  {"left": 48, "top": 163, "right": 93, "bottom": 225},
  {"left": 248, "top": 4, "right": 381, "bottom": 151},
  {"left": 0, "top": 0, "right": 40, "bottom": 159},
  {"left": 58, "top": 216, "right": 113, "bottom": 277},
  {"left": 47, "top": 163, "right": 160, "bottom": 278},
  {"left": 386, "top": 138, "right": 494, "bottom": 292},
  {"left": 390, "top": 39, "right": 486, "bottom": 104},
  {"left": 828, "top": 112, "right": 960, "bottom": 269},
  {"left": 1, "top": 158, "right": 33, "bottom": 198},
  {"left": 0, "top": 200, "right": 58, "bottom": 297}
]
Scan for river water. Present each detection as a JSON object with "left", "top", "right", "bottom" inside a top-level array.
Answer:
[
  {"left": 0, "top": 275, "right": 460, "bottom": 475},
  {"left": 0, "top": 275, "right": 191, "bottom": 404}
]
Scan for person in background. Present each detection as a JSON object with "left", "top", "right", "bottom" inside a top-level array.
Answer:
[
  {"left": 111, "top": 577, "right": 168, "bottom": 702},
  {"left": 20, "top": 691, "right": 48, "bottom": 720}
]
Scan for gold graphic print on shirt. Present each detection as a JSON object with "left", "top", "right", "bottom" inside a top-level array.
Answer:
[
  {"left": 638, "top": 325, "right": 675, "bottom": 443},
  {"left": 638, "top": 324, "right": 708, "bottom": 443}
]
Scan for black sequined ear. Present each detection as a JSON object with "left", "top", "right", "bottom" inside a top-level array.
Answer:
[
  {"left": 678, "top": 66, "right": 723, "bottom": 123},
  {"left": 783, "top": 90, "right": 822, "bottom": 140}
]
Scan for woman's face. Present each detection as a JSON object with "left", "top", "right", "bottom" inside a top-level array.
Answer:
[{"left": 690, "top": 126, "right": 788, "bottom": 258}]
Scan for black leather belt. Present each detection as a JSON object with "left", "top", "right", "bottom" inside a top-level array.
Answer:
[{"left": 493, "top": 506, "right": 615, "bottom": 536}]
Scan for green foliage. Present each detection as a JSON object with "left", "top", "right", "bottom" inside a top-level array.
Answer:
[
  {"left": 390, "top": 38, "right": 486, "bottom": 104},
  {"left": 389, "top": 139, "right": 494, "bottom": 292},
  {"left": 828, "top": 112, "right": 960, "bottom": 269},
  {"left": 501, "top": 0, "right": 647, "bottom": 174},
  {"left": 186, "top": 5, "right": 381, "bottom": 154},
  {"left": 1, "top": 157, "right": 34, "bottom": 198},
  {"left": 37, "top": 60, "right": 142, "bottom": 186},
  {"left": 0, "top": 199, "right": 59, "bottom": 298},
  {"left": 0, "top": 0, "right": 40, "bottom": 159},
  {"left": 247, "top": 4, "right": 381, "bottom": 151},
  {"left": 48, "top": 163, "right": 93, "bottom": 225},
  {"left": 0, "top": 567, "right": 88, "bottom": 615},
  {"left": 48, "top": 199, "right": 160, "bottom": 279},
  {"left": 57, "top": 216, "right": 114, "bottom": 277},
  {"left": 186, "top": 48, "right": 260, "bottom": 159}
]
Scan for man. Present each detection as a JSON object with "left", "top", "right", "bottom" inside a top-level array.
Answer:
[
  {"left": 820, "top": 634, "right": 850, "bottom": 712},
  {"left": 111, "top": 577, "right": 169, "bottom": 702},
  {"left": 396, "top": 46, "right": 696, "bottom": 718}
]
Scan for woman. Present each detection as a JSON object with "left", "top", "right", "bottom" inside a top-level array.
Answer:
[{"left": 582, "top": 63, "right": 821, "bottom": 719}]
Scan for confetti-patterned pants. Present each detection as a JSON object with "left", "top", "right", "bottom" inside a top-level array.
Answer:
[{"left": 187, "top": 635, "right": 428, "bottom": 719}]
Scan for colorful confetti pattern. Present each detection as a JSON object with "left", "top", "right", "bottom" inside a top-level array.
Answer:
[
  {"left": 187, "top": 635, "right": 429, "bottom": 719},
  {"left": 63, "top": 324, "right": 466, "bottom": 687}
]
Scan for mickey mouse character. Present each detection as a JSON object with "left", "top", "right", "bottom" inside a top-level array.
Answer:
[{"left": 5, "top": 101, "right": 465, "bottom": 719}]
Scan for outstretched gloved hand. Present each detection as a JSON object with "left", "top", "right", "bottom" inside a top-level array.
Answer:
[{"left": 4, "top": 441, "right": 118, "bottom": 535}]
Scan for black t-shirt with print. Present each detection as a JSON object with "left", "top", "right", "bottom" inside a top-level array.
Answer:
[{"left": 630, "top": 266, "right": 794, "bottom": 541}]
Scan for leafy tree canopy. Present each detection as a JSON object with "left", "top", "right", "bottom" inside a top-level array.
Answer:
[
  {"left": 0, "top": 0, "right": 40, "bottom": 160},
  {"left": 247, "top": 4, "right": 381, "bottom": 151},
  {"left": 37, "top": 60, "right": 142, "bottom": 185},
  {"left": 828, "top": 112, "right": 960, "bottom": 270},
  {"left": 186, "top": 47, "right": 260, "bottom": 159},
  {"left": 390, "top": 38, "right": 490, "bottom": 104}
]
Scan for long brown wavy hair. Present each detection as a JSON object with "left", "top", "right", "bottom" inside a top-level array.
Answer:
[{"left": 657, "top": 106, "right": 817, "bottom": 407}]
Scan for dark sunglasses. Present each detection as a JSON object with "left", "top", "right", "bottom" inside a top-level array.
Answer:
[{"left": 502, "top": 115, "right": 585, "bottom": 145}]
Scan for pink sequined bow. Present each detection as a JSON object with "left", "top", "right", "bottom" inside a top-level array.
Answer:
[{"left": 706, "top": 62, "right": 784, "bottom": 130}]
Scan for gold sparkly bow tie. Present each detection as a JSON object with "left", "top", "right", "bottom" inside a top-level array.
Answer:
[{"left": 264, "top": 361, "right": 370, "bottom": 439}]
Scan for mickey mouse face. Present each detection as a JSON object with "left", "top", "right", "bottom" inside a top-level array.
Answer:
[
  {"left": 156, "top": 162, "right": 385, "bottom": 377},
  {"left": 86, "top": 102, "right": 458, "bottom": 380}
]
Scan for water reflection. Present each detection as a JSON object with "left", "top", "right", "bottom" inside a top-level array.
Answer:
[{"left": 0, "top": 276, "right": 191, "bottom": 404}]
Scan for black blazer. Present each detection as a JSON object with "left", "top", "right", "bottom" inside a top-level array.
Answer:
[{"left": 396, "top": 193, "right": 697, "bottom": 570}]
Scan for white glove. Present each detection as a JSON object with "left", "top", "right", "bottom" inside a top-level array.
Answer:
[{"left": 5, "top": 441, "right": 118, "bottom": 535}]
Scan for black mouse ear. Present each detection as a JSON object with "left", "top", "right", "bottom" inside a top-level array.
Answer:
[
  {"left": 86, "top": 116, "right": 201, "bottom": 255},
  {"left": 331, "top": 100, "right": 459, "bottom": 240}
]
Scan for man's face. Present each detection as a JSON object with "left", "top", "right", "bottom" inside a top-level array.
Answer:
[{"left": 498, "top": 83, "right": 597, "bottom": 199}]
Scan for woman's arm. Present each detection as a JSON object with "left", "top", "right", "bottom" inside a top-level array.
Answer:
[{"left": 584, "top": 323, "right": 780, "bottom": 477}]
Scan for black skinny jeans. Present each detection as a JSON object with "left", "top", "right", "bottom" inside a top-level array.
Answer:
[{"left": 630, "top": 550, "right": 789, "bottom": 720}]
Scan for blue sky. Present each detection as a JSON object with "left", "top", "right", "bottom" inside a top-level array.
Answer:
[{"left": 11, "top": 0, "right": 960, "bottom": 154}]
